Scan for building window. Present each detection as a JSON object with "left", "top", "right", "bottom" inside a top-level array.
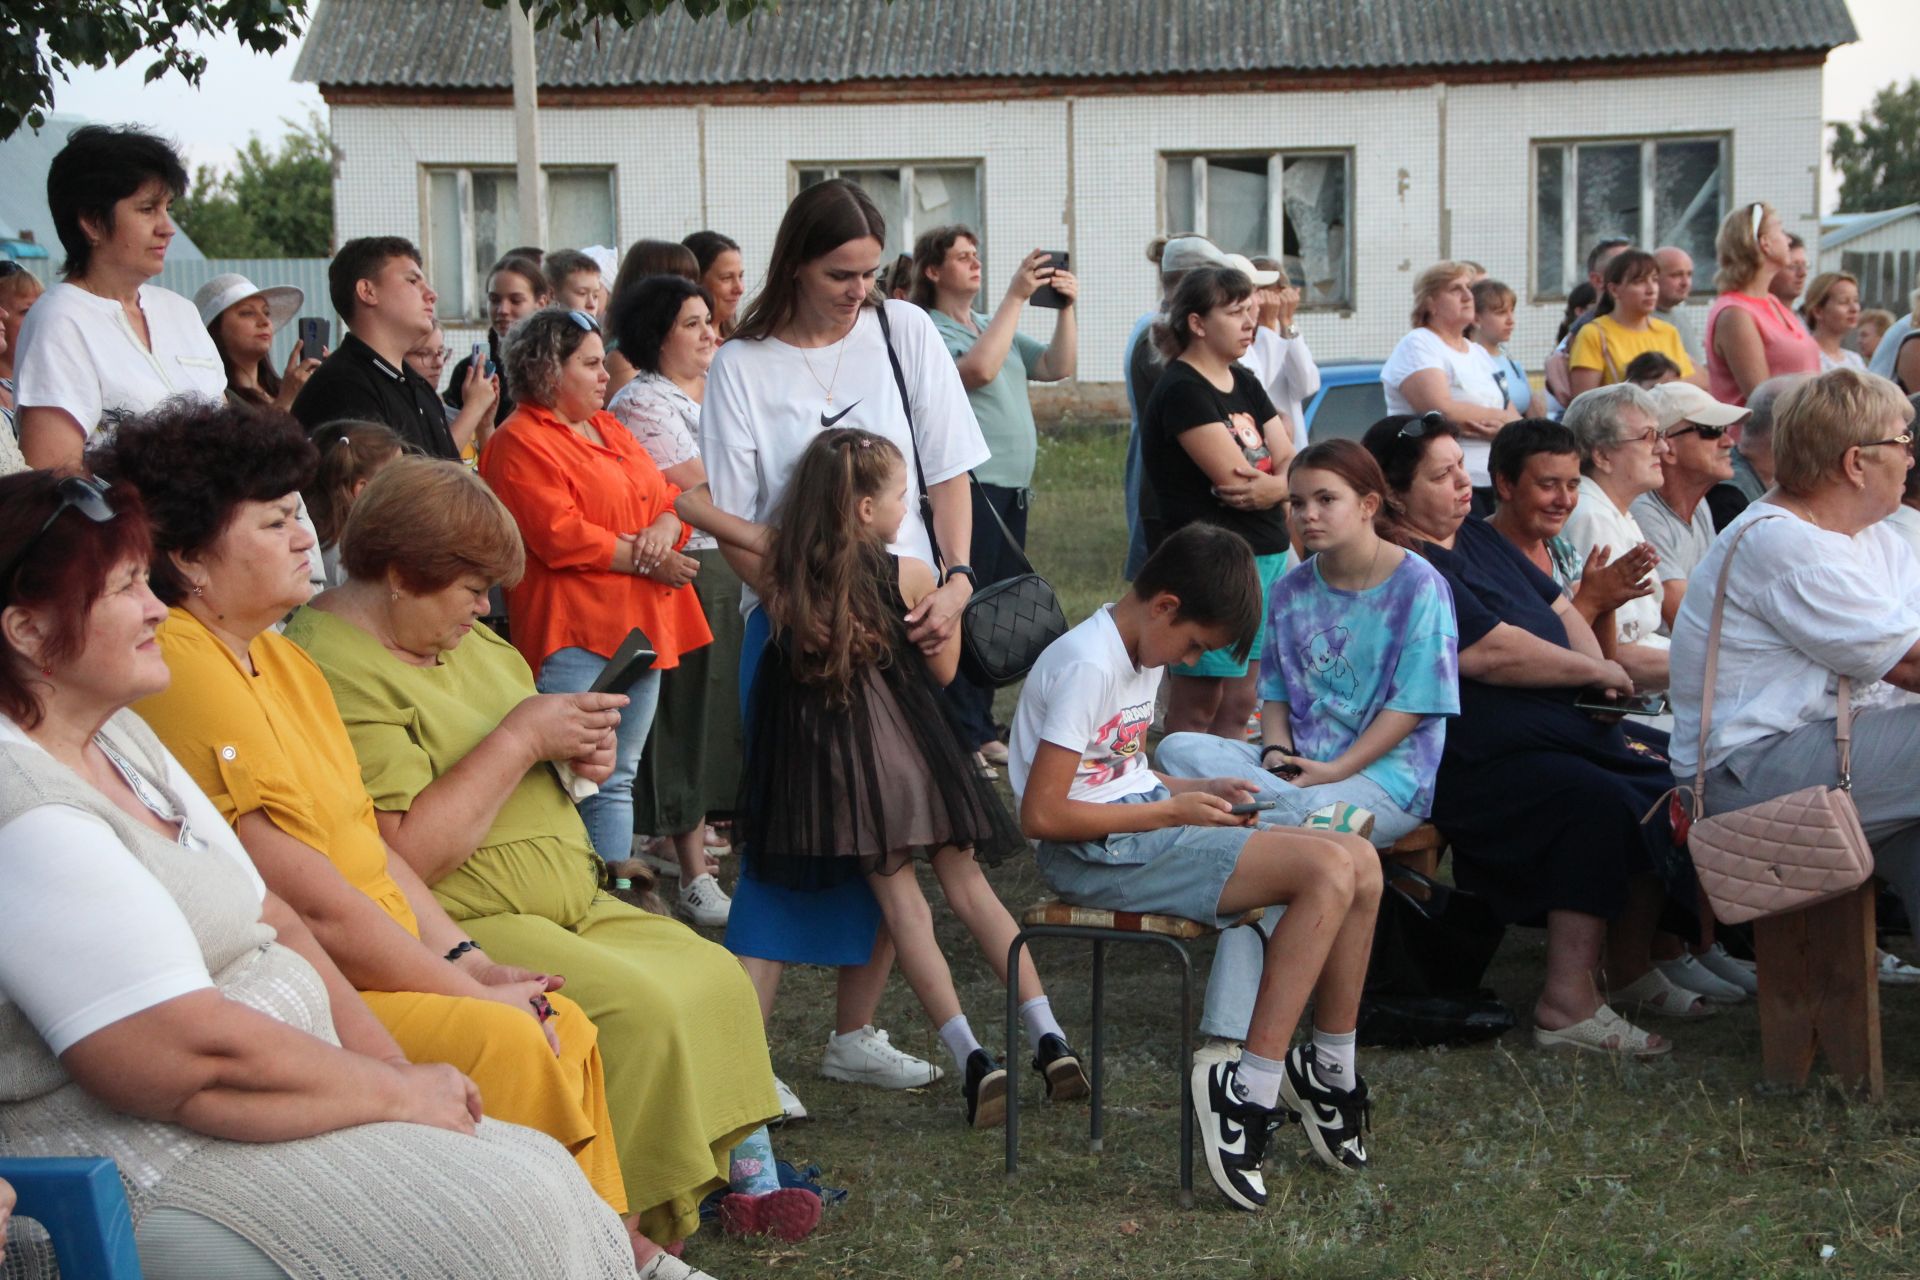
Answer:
[
  {"left": 1532, "top": 136, "right": 1727, "bottom": 299},
  {"left": 425, "top": 167, "right": 616, "bottom": 321},
  {"left": 794, "top": 164, "right": 983, "bottom": 259},
  {"left": 1160, "top": 152, "right": 1352, "bottom": 310}
]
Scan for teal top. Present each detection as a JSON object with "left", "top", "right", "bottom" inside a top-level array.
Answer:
[{"left": 928, "top": 309, "right": 1048, "bottom": 489}]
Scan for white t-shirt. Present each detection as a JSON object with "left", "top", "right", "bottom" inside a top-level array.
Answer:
[
  {"left": 1883, "top": 505, "right": 1920, "bottom": 566},
  {"left": 0, "top": 718, "right": 266, "bottom": 1056},
  {"left": 703, "top": 299, "right": 989, "bottom": 614},
  {"left": 1381, "top": 327, "right": 1506, "bottom": 485},
  {"left": 1669, "top": 504, "right": 1920, "bottom": 775},
  {"left": 13, "top": 282, "right": 227, "bottom": 437},
  {"left": 1560, "top": 488, "right": 1669, "bottom": 651},
  {"left": 1009, "top": 606, "right": 1163, "bottom": 806},
  {"left": 1238, "top": 327, "right": 1321, "bottom": 452}
]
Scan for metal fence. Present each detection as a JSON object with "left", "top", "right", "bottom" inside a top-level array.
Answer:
[
  {"left": 1840, "top": 250, "right": 1919, "bottom": 315},
  {"left": 152, "top": 258, "right": 338, "bottom": 368}
]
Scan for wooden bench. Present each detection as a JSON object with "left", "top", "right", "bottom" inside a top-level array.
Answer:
[
  {"left": 1004, "top": 902, "right": 1262, "bottom": 1208},
  {"left": 1753, "top": 884, "right": 1883, "bottom": 1100}
]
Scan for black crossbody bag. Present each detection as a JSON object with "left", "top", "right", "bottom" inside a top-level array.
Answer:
[{"left": 874, "top": 303, "right": 1067, "bottom": 687}]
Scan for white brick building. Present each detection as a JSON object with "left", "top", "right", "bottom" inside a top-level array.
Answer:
[{"left": 296, "top": 0, "right": 1855, "bottom": 394}]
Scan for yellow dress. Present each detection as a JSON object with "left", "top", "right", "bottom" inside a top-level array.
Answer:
[
  {"left": 134, "top": 608, "right": 627, "bottom": 1215},
  {"left": 283, "top": 607, "right": 779, "bottom": 1244}
]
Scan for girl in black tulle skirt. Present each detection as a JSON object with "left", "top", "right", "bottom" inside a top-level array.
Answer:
[{"left": 735, "top": 427, "right": 1087, "bottom": 1128}]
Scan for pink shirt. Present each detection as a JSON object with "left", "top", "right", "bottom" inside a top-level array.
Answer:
[{"left": 1705, "top": 291, "right": 1820, "bottom": 406}]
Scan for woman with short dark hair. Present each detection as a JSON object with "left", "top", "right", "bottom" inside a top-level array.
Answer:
[
  {"left": 14, "top": 125, "right": 224, "bottom": 470},
  {"left": 0, "top": 468, "right": 640, "bottom": 1279},
  {"left": 605, "top": 275, "right": 741, "bottom": 923}
]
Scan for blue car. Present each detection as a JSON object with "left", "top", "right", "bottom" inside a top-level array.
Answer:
[{"left": 1300, "top": 360, "right": 1387, "bottom": 445}]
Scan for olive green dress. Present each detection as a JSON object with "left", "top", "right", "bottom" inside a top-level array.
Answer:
[{"left": 283, "top": 607, "right": 780, "bottom": 1244}]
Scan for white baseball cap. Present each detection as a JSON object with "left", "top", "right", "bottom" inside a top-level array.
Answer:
[
  {"left": 1650, "top": 381, "right": 1750, "bottom": 431},
  {"left": 1224, "top": 253, "right": 1281, "bottom": 287},
  {"left": 1160, "top": 236, "right": 1230, "bottom": 274},
  {"left": 193, "top": 273, "right": 304, "bottom": 332}
]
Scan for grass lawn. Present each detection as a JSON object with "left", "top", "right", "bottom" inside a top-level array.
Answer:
[{"left": 696, "top": 425, "right": 1920, "bottom": 1280}]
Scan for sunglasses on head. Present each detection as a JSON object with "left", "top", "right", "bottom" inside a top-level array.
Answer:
[
  {"left": 1665, "top": 422, "right": 1731, "bottom": 441},
  {"left": 0, "top": 476, "right": 119, "bottom": 603},
  {"left": 564, "top": 308, "right": 599, "bottom": 333},
  {"left": 1397, "top": 411, "right": 1450, "bottom": 439}
]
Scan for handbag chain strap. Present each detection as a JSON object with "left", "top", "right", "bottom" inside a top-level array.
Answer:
[
  {"left": 873, "top": 302, "right": 1036, "bottom": 580},
  {"left": 1692, "top": 511, "right": 1854, "bottom": 814}
]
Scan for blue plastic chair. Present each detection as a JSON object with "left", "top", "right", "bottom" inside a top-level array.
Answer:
[{"left": 0, "top": 1157, "right": 143, "bottom": 1278}]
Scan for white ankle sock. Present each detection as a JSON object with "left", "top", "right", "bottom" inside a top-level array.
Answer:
[
  {"left": 1018, "top": 996, "right": 1065, "bottom": 1053},
  {"left": 1234, "top": 1049, "right": 1285, "bottom": 1110},
  {"left": 1311, "top": 1027, "right": 1358, "bottom": 1091},
  {"left": 937, "top": 1014, "right": 981, "bottom": 1074}
]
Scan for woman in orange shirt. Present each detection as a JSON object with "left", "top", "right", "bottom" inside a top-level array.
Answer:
[{"left": 481, "top": 307, "right": 712, "bottom": 868}]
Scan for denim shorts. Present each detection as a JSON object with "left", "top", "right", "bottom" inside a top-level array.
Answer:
[{"left": 1033, "top": 786, "right": 1259, "bottom": 928}]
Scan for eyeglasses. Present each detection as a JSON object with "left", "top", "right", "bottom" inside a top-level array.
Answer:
[
  {"left": 565, "top": 308, "right": 599, "bottom": 332},
  {"left": 1860, "top": 431, "right": 1915, "bottom": 450},
  {"left": 0, "top": 476, "right": 120, "bottom": 603},
  {"left": 1616, "top": 427, "right": 1665, "bottom": 447},
  {"left": 1397, "top": 411, "right": 1450, "bottom": 439},
  {"left": 1666, "top": 422, "right": 1731, "bottom": 441}
]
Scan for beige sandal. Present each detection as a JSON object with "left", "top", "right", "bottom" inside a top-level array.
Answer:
[
  {"left": 1533, "top": 1003, "right": 1671, "bottom": 1057},
  {"left": 1607, "top": 968, "right": 1717, "bottom": 1019}
]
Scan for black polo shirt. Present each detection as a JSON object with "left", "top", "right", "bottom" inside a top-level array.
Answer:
[{"left": 289, "top": 332, "right": 460, "bottom": 460}]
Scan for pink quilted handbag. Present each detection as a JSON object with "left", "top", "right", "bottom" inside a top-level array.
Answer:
[{"left": 1669, "top": 514, "right": 1873, "bottom": 925}]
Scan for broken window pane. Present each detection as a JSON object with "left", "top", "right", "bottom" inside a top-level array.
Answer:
[
  {"left": 1536, "top": 145, "right": 1567, "bottom": 297},
  {"left": 1206, "top": 155, "right": 1268, "bottom": 259},
  {"left": 835, "top": 168, "right": 906, "bottom": 255},
  {"left": 1654, "top": 140, "right": 1723, "bottom": 294},
  {"left": 915, "top": 166, "right": 981, "bottom": 239},
  {"left": 1575, "top": 142, "right": 1641, "bottom": 263},
  {"left": 1283, "top": 155, "right": 1348, "bottom": 308}
]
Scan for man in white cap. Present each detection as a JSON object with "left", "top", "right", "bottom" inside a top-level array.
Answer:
[
  {"left": 1633, "top": 381, "right": 1748, "bottom": 628},
  {"left": 1124, "top": 234, "right": 1230, "bottom": 578}
]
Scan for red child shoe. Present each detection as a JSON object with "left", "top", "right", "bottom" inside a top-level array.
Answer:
[{"left": 718, "top": 1188, "right": 822, "bottom": 1242}]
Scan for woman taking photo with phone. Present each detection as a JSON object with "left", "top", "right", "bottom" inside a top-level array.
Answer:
[
  {"left": 1140, "top": 263, "right": 1295, "bottom": 740},
  {"left": 446, "top": 253, "right": 552, "bottom": 434},
  {"left": 699, "top": 178, "right": 987, "bottom": 1117}
]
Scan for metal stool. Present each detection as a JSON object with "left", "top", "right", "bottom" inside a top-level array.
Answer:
[{"left": 1004, "top": 901, "right": 1262, "bottom": 1208}]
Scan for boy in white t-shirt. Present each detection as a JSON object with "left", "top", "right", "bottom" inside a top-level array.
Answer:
[{"left": 1009, "top": 524, "right": 1383, "bottom": 1212}]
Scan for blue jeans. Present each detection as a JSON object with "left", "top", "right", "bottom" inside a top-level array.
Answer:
[
  {"left": 535, "top": 646, "right": 662, "bottom": 862},
  {"left": 1153, "top": 731, "right": 1424, "bottom": 1041}
]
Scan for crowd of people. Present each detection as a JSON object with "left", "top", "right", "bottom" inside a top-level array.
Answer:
[{"left": 2, "top": 118, "right": 1919, "bottom": 1271}]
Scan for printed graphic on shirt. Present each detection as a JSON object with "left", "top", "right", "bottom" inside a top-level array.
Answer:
[
  {"left": 1081, "top": 700, "right": 1154, "bottom": 789},
  {"left": 1301, "top": 626, "right": 1359, "bottom": 708},
  {"left": 1226, "top": 412, "right": 1274, "bottom": 473}
]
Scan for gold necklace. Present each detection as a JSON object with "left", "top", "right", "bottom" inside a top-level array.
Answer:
[
  {"left": 1324, "top": 537, "right": 1385, "bottom": 592},
  {"left": 798, "top": 324, "right": 851, "bottom": 405}
]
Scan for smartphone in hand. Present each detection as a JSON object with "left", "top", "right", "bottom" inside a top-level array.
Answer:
[
  {"left": 590, "top": 627, "right": 657, "bottom": 695},
  {"left": 1572, "top": 689, "right": 1669, "bottom": 717},
  {"left": 1228, "top": 799, "right": 1276, "bottom": 816},
  {"left": 297, "top": 317, "right": 329, "bottom": 355},
  {"left": 1030, "top": 251, "right": 1071, "bottom": 309}
]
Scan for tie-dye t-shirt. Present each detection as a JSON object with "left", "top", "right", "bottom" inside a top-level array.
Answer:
[{"left": 1256, "top": 549, "right": 1460, "bottom": 815}]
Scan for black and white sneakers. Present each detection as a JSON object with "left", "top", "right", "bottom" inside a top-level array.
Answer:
[
  {"left": 1278, "top": 1044, "right": 1371, "bottom": 1174},
  {"left": 1190, "top": 1060, "right": 1285, "bottom": 1211}
]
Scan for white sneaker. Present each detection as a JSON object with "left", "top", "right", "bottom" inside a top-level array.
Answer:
[
  {"left": 774, "top": 1075, "right": 808, "bottom": 1123},
  {"left": 1696, "top": 942, "right": 1760, "bottom": 995},
  {"left": 1878, "top": 949, "right": 1920, "bottom": 986},
  {"left": 820, "top": 1025, "right": 945, "bottom": 1088},
  {"left": 678, "top": 873, "right": 731, "bottom": 927},
  {"left": 1657, "top": 953, "right": 1749, "bottom": 1003},
  {"left": 1192, "top": 1036, "right": 1243, "bottom": 1070}
]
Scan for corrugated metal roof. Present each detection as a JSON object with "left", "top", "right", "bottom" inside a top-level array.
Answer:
[
  {"left": 293, "top": 0, "right": 1857, "bottom": 91},
  {"left": 1821, "top": 204, "right": 1920, "bottom": 251}
]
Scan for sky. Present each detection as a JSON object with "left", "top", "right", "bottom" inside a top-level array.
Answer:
[{"left": 44, "top": 0, "right": 1920, "bottom": 210}]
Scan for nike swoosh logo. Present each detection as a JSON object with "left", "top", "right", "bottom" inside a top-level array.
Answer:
[{"left": 820, "top": 400, "right": 862, "bottom": 427}]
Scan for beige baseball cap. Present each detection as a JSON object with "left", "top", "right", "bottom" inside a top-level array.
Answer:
[
  {"left": 1651, "top": 381, "right": 1750, "bottom": 431},
  {"left": 1224, "top": 253, "right": 1281, "bottom": 287}
]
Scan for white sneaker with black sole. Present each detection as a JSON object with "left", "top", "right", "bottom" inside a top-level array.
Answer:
[
  {"left": 1190, "top": 1060, "right": 1285, "bottom": 1211},
  {"left": 820, "top": 1025, "right": 944, "bottom": 1088},
  {"left": 1278, "top": 1044, "right": 1371, "bottom": 1174},
  {"left": 677, "top": 873, "right": 731, "bottom": 927}
]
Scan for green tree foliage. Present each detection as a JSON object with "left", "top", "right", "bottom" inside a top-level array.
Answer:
[
  {"left": 1831, "top": 78, "right": 1920, "bottom": 214},
  {"left": 173, "top": 114, "right": 335, "bottom": 257},
  {"left": 0, "top": 0, "right": 779, "bottom": 141}
]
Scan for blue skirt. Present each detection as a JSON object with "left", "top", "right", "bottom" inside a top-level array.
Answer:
[{"left": 723, "top": 606, "right": 885, "bottom": 966}]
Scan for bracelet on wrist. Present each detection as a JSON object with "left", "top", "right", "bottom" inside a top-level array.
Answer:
[
  {"left": 1260, "top": 743, "right": 1291, "bottom": 759},
  {"left": 444, "top": 940, "right": 483, "bottom": 963}
]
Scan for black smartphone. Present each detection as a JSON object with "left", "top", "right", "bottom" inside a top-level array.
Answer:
[
  {"left": 1573, "top": 689, "right": 1669, "bottom": 717},
  {"left": 589, "top": 627, "right": 657, "bottom": 695},
  {"left": 1030, "top": 250, "right": 1070, "bottom": 309},
  {"left": 1266, "top": 761, "right": 1303, "bottom": 782},
  {"left": 1228, "top": 799, "right": 1276, "bottom": 816},
  {"left": 297, "top": 317, "right": 328, "bottom": 355}
]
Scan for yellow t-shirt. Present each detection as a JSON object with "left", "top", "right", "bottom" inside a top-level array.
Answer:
[
  {"left": 134, "top": 607, "right": 421, "bottom": 935},
  {"left": 1569, "top": 314, "right": 1695, "bottom": 384}
]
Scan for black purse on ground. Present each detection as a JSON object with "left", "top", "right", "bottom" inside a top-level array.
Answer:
[
  {"left": 875, "top": 304, "right": 1067, "bottom": 687},
  {"left": 1357, "top": 857, "right": 1515, "bottom": 1048}
]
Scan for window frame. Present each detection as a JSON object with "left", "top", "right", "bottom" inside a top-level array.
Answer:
[
  {"left": 419, "top": 164, "right": 618, "bottom": 323},
  {"left": 1528, "top": 132, "right": 1731, "bottom": 303},
  {"left": 790, "top": 160, "right": 987, "bottom": 259},
  {"left": 1155, "top": 148, "right": 1355, "bottom": 312}
]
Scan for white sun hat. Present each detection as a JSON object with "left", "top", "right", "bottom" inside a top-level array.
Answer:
[{"left": 192, "top": 273, "right": 304, "bottom": 332}]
